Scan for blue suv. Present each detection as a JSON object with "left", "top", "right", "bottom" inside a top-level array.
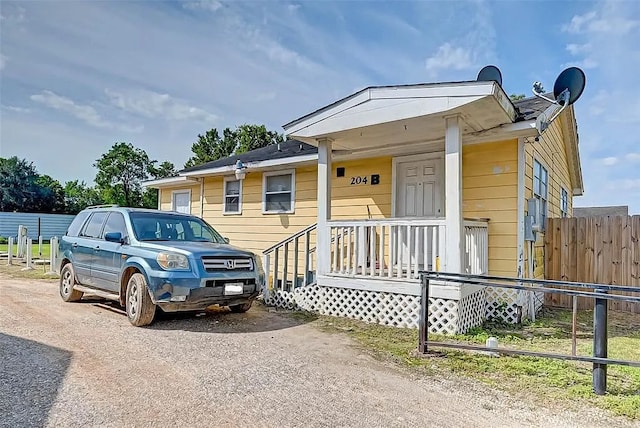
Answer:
[{"left": 58, "top": 206, "right": 264, "bottom": 326}]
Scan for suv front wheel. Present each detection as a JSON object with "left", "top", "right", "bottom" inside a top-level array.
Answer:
[{"left": 125, "top": 273, "right": 156, "bottom": 327}]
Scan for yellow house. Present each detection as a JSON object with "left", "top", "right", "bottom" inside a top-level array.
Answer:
[{"left": 144, "top": 80, "right": 583, "bottom": 332}]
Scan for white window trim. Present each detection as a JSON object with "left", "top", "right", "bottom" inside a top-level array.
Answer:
[
  {"left": 561, "top": 187, "right": 569, "bottom": 218},
  {"left": 223, "top": 176, "right": 243, "bottom": 215},
  {"left": 262, "top": 169, "right": 296, "bottom": 214},
  {"left": 532, "top": 157, "right": 549, "bottom": 230},
  {"left": 171, "top": 189, "right": 191, "bottom": 214}
]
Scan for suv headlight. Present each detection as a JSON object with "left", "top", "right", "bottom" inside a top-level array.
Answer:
[{"left": 157, "top": 252, "right": 190, "bottom": 270}]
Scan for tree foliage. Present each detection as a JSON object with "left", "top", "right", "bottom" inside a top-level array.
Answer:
[
  {"left": 510, "top": 94, "right": 526, "bottom": 101},
  {"left": 0, "top": 157, "right": 66, "bottom": 213},
  {"left": 1, "top": 144, "right": 176, "bottom": 213},
  {"left": 94, "top": 142, "right": 153, "bottom": 207},
  {"left": 184, "top": 124, "right": 284, "bottom": 168},
  {"left": 64, "top": 180, "right": 104, "bottom": 214}
]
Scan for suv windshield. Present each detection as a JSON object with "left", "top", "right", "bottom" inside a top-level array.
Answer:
[{"left": 129, "top": 212, "right": 226, "bottom": 243}]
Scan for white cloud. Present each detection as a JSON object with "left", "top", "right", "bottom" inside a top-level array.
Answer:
[
  {"left": 425, "top": 43, "right": 475, "bottom": 78},
  {"left": 182, "top": 0, "right": 222, "bottom": 13},
  {"left": 562, "top": 58, "right": 598, "bottom": 70},
  {"left": 287, "top": 4, "right": 301, "bottom": 14},
  {"left": 1, "top": 105, "right": 30, "bottom": 113},
  {"left": 105, "top": 89, "right": 218, "bottom": 123},
  {"left": 29, "top": 90, "right": 142, "bottom": 133},
  {"left": 618, "top": 179, "right": 640, "bottom": 190},
  {"left": 566, "top": 43, "right": 591, "bottom": 55},
  {"left": 601, "top": 156, "right": 618, "bottom": 166},
  {"left": 626, "top": 153, "right": 640, "bottom": 162},
  {"left": 563, "top": 10, "right": 639, "bottom": 35},
  {"left": 30, "top": 90, "right": 111, "bottom": 128}
]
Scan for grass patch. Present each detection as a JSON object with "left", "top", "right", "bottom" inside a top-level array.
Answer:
[
  {"left": 0, "top": 259, "right": 59, "bottom": 281},
  {"left": 0, "top": 243, "right": 51, "bottom": 259},
  {"left": 294, "top": 308, "right": 640, "bottom": 420}
]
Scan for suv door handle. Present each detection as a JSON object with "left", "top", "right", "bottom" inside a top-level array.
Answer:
[
  {"left": 72, "top": 243, "right": 78, "bottom": 248},
  {"left": 94, "top": 246, "right": 100, "bottom": 251}
]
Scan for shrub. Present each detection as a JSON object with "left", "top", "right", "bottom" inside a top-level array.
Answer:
[{"left": 0, "top": 236, "right": 7, "bottom": 245}]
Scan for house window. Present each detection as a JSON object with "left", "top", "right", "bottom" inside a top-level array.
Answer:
[
  {"left": 172, "top": 190, "right": 191, "bottom": 214},
  {"left": 224, "top": 178, "right": 242, "bottom": 215},
  {"left": 561, "top": 187, "right": 569, "bottom": 218},
  {"left": 263, "top": 170, "right": 295, "bottom": 213},
  {"left": 533, "top": 160, "right": 548, "bottom": 229}
]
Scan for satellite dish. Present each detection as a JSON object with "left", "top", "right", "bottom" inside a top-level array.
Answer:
[
  {"left": 553, "top": 67, "right": 586, "bottom": 106},
  {"left": 531, "top": 66, "right": 586, "bottom": 135},
  {"left": 477, "top": 65, "right": 503, "bottom": 86}
]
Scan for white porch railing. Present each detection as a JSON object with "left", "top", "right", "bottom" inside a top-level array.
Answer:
[
  {"left": 327, "top": 218, "right": 489, "bottom": 281},
  {"left": 464, "top": 220, "right": 489, "bottom": 275}
]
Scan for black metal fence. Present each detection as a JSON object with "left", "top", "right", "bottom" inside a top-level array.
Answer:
[{"left": 419, "top": 271, "right": 640, "bottom": 395}]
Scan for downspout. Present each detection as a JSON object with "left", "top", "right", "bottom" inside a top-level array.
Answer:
[{"left": 199, "top": 178, "right": 204, "bottom": 218}]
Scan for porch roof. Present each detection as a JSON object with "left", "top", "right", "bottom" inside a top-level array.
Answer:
[{"left": 282, "top": 80, "right": 519, "bottom": 151}]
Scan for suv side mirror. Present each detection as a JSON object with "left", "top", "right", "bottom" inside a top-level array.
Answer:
[
  {"left": 223, "top": 237, "right": 230, "bottom": 244},
  {"left": 105, "top": 232, "right": 125, "bottom": 244}
]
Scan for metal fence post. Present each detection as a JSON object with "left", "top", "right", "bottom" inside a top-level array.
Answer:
[
  {"left": 419, "top": 273, "right": 430, "bottom": 354},
  {"left": 593, "top": 288, "right": 608, "bottom": 395}
]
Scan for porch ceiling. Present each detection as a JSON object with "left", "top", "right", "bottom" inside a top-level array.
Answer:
[{"left": 284, "top": 81, "right": 517, "bottom": 152}]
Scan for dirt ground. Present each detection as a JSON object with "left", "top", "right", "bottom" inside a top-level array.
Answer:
[{"left": 0, "top": 278, "right": 634, "bottom": 428}]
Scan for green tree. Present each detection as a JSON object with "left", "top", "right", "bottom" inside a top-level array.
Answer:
[
  {"left": 34, "top": 175, "right": 66, "bottom": 213},
  {"left": 94, "top": 142, "right": 153, "bottom": 207},
  {"left": 184, "top": 124, "right": 284, "bottom": 168},
  {"left": 0, "top": 157, "right": 41, "bottom": 212},
  {"left": 184, "top": 129, "right": 235, "bottom": 168},
  {"left": 64, "top": 180, "right": 104, "bottom": 214},
  {"left": 510, "top": 94, "right": 526, "bottom": 101},
  {"left": 233, "top": 124, "right": 284, "bottom": 154},
  {"left": 149, "top": 161, "right": 178, "bottom": 179}
]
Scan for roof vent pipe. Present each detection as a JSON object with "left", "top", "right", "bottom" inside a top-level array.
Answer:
[{"left": 277, "top": 143, "right": 281, "bottom": 151}]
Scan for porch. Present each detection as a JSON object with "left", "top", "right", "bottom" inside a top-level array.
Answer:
[{"left": 264, "top": 79, "right": 523, "bottom": 333}]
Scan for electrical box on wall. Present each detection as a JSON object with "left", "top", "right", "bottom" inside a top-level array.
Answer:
[{"left": 527, "top": 198, "right": 542, "bottom": 232}]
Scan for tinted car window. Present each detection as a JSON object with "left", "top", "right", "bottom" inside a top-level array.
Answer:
[
  {"left": 103, "top": 212, "right": 128, "bottom": 238},
  {"left": 81, "top": 212, "right": 108, "bottom": 239},
  {"left": 66, "top": 211, "right": 90, "bottom": 237},
  {"left": 129, "top": 212, "right": 225, "bottom": 243}
]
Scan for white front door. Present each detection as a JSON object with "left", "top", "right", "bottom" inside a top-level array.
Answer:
[
  {"left": 172, "top": 191, "right": 191, "bottom": 214},
  {"left": 396, "top": 157, "right": 444, "bottom": 218},
  {"left": 394, "top": 157, "right": 444, "bottom": 270}
]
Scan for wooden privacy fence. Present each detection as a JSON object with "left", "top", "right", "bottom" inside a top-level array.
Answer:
[{"left": 544, "top": 216, "right": 640, "bottom": 313}]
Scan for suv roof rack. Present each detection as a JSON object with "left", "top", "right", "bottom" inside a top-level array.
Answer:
[{"left": 86, "top": 204, "right": 119, "bottom": 209}]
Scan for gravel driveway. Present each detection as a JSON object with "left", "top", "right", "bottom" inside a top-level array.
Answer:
[{"left": 0, "top": 278, "right": 633, "bottom": 428}]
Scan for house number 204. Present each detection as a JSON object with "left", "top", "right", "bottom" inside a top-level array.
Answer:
[
  {"left": 350, "top": 176, "right": 368, "bottom": 185},
  {"left": 350, "top": 175, "right": 380, "bottom": 185}
]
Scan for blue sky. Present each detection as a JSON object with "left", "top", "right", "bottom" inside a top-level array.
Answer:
[{"left": 1, "top": 0, "right": 639, "bottom": 212}]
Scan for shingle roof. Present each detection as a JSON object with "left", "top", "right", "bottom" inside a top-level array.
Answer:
[
  {"left": 513, "top": 93, "right": 554, "bottom": 121},
  {"left": 181, "top": 140, "right": 317, "bottom": 173}
]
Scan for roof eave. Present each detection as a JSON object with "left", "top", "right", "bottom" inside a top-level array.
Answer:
[{"left": 142, "top": 176, "right": 199, "bottom": 189}]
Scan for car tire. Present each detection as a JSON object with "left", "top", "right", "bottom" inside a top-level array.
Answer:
[
  {"left": 125, "top": 273, "right": 156, "bottom": 327},
  {"left": 59, "top": 263, "right": 84, "bottom": 302},
  {"left": 229, "top": 301, "right": 252, "bottom": 313}
]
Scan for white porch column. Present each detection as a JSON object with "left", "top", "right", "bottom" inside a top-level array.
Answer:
[
  {"left": 317, "top": 138, "right": 332, "bottom": 275},
  {"left": 445, "top": 115, "right": 464, "bottom": 273}
]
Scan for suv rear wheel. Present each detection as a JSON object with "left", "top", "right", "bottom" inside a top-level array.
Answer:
[
  {"left": 125, "top": 273, "right": 156, "bottom": 327},
  {"left": 59, "top": 263, "right": 84, "bottom": 302}
]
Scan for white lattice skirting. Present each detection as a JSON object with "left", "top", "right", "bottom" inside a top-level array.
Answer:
[
  {"left": 485, "top": 287, "right": 544, "bottom": 324},
  {"left": 265, "top": 285, "right": 486, "bottom": 334}
]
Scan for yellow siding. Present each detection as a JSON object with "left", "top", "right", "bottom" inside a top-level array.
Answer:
[
  {"left": 463, "top": 140, "right": 519, "bottom": 277},
  {"left": 198, "top": 157, "right": 392, "bottom": 256},
  {"left": 524, "top": 117, "right": 574, "bottom": 278},
  {"left": 158, "top": 185, "right": 201, "bottom": 214},
  {"left": 157, "top": 143, "right": 536, "bottom": 279}
]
